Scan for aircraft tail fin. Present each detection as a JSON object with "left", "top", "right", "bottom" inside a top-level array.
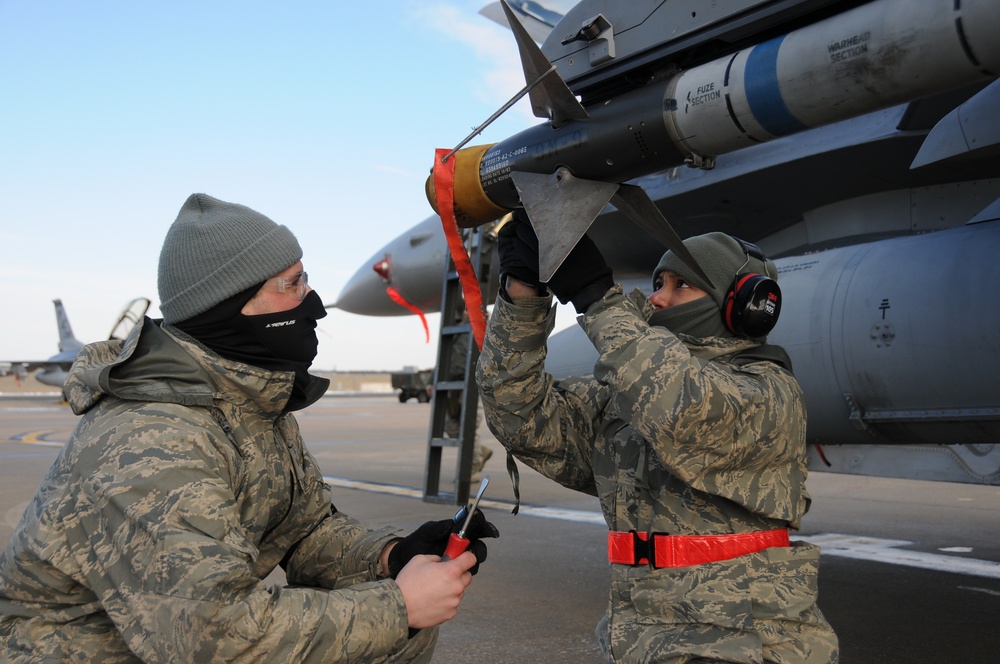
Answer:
[
  {"left": 53, "top": 299, "right": 85, "bottom": 354},
  {"left": 478, "top": 1, "right": 562, "bottom": 45}
]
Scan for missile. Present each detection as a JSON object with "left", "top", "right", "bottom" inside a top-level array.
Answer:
[{"left": 426, "top": 0, "right": 1000, "bottom": 281}]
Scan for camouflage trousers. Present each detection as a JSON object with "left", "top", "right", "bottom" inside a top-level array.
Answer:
[
  {"left": 380, "top": 626, "right": 438, "bottom": 664},
  {"left": 0, "top": 612, "right": 438, "bottom": 663},
  {"left": 595, "top": 542, "right": 839, "bottom": 663}
]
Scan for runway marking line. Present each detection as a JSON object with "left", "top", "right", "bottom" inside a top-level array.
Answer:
[
  {"left": 958, "top": 586, "right": 1000, "bottom": 597},
  {"left": 324, "top": 476, "right": 1000, "bottom": 580},
  {"left": 5, "top": 431, "right": 65, "bottom": 447},
  {"left": 798, "top": 533, "right": 1000, "bottom": 580},
  {"left": 324, "top": 476, "right": 606, "bottom": 525}
]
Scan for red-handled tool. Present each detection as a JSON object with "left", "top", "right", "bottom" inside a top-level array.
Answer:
[{"left": 442, "top": 475, "right": 490, "bottom": 561}]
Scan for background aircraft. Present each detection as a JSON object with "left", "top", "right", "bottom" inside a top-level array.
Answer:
[
  {"left": 1, "top": 298, "right": 150, "bottom": 390},
  {"left": 336, "top": 0, "right": 1000, "bottom": 486}
]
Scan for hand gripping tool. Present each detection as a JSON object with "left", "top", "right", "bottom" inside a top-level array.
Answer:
[{"left": 442, "top": 475, "right": 490, "bottom": 560}]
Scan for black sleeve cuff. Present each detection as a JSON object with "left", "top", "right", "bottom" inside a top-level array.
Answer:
[{"left": 570, "top": 277, "right": 615, "bottom": 314}]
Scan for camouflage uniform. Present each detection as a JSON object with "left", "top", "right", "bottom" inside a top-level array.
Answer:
[
  {"left": 477, "top": 286, "right": 839, "bottom": 663},
  {"left": 0, "top": 317, "right": 434, "bottom": 663}
]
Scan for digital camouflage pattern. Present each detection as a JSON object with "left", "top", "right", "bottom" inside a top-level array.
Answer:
[
  {"left": 477, "top": 286, "right": 839, "bottom": 663},
  {"left": 0, "top": 317, "right": 434, "bottom": 663}
]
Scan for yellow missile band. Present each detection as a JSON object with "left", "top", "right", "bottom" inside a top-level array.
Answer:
[{"left": 425, "top": 144, "right": 506, "bottom": 228}]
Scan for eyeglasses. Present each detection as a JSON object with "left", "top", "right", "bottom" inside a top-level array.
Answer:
[{"left": 263, "top": 271, "right": 310, "bottom": 300}]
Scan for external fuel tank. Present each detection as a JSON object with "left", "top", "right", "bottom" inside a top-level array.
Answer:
[{"left": 773, "top": 220, "right": 1000, "bottom": 447}]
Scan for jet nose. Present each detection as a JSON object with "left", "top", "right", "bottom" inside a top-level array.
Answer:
[
  {"left": 333, "top": 215, "right": 448, "bottom": 317},
  {"left": 334, "top": 256, "right": 398, "bottom": 316}
]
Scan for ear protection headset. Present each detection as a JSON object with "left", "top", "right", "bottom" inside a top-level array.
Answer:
[{"left": 723, "top": 238, "right": 781, "bottom": 337}]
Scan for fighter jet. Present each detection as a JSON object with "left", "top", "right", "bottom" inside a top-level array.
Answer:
[
  {"left": 336, "top": 0, "right": 1000, "bottom": 485},
  {"left": 1, "top": 298, "right": 150, "bottom": 389}
]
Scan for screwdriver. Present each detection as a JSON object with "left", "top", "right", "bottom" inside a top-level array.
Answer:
[{"left": 442, "top": 475, "right": 490, "bottom": 561}]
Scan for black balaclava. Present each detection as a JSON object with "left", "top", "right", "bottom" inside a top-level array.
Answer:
[
  {"left": 647, "top": 297, "right": 729, "bottom": 338},
  {"left": 174, "top": 286, "right": 328, "bottom": 411}
]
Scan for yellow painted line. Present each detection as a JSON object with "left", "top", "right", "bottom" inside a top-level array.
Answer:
[{"left": 7, "top": 431, "right": 66, "bottom": 447}]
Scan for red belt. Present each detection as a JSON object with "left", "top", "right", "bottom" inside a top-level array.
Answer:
[{"left": 608, "top": 528, "right": 790, "bottom": 568}]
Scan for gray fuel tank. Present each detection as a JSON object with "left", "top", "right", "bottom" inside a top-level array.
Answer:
[{"left": 773, "top": 220, "right": 1000, "bottom": 446}]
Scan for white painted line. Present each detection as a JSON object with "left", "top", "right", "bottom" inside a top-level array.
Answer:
[
  {"left": 478, "top": 499, "right": 607, "bottom": 526},
  {"left": 797, "top": 533, "right": 1000, "bottom": 580},
  {"left": 958, "top": 586, "right": 1000, "bottom": 597},
  {"left": 323, "top": 476, "right": 605, "bottom": 525},
  {"left": 325, "top": 477, "right": 423, "bottom": 499}
]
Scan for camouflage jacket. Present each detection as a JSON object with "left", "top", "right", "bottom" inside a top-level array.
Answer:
[
  {"left": 478, "top": 287, "right": 838, "bottom": 663},
  {"left": 0, "top": 317, "right": 409, "bottom": 663}
]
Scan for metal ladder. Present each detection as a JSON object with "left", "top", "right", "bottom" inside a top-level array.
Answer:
[{"left": 422, "top": 225, "right": 498, "bottom": 505}]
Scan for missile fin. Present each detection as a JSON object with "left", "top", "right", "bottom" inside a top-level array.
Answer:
[
  {"left": 610, "top": 184, "right": 715, "bottom": 290},
  {"left": 511, "top": 169, "right": 618, "bottom": 282},
  {"left": 500, "top": 0, "right": 588, "bottom": 125}
]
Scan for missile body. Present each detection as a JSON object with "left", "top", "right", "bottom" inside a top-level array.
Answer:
[{"left": 435, "top": 0, "right": 1000, "bottom": 226}]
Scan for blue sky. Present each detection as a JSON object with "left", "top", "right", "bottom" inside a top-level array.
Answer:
[{"left": 1, "top": 1, "right": 572, "bottom": 372}]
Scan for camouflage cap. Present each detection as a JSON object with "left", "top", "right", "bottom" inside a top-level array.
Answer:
[{"left": 158, "top": 193, "right": 302, "bottom": 324}]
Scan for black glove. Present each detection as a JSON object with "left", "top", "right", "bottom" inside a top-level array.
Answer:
[
  {"left": 547, "top": 232, "right": 614, "bottom": 314},
  {"left": 387, "top": 509, "right": 500, "bottom": 578},
  {"left": 497, "top": 209, "right": 543, "bottom": 289}
]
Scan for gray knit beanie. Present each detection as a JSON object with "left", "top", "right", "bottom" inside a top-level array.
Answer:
[
  {"left": 158, "top": 193, "right": 303, "bottom": 324},
  {"left": 653, "top": 232, "right": 777, "bottom": 309}
]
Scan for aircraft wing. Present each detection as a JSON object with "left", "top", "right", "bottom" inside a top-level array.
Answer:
[
  {"left": 0, "top": 360, "right": 73, "bottom": 377},
  {"left": 337, "top": 0, "right": 1000, "bottom": 486}
]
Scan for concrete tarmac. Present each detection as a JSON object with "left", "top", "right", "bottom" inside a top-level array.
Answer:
[{"left": 2, "top": 393, "right": 999, "bottom": 663}]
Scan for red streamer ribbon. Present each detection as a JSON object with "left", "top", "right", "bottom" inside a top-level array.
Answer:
[
  {"left": 386, "top": 286, "right": 430, "bottom": 343},
  {"left": 432, "top": 147, "right": 487, "bottom": 350}
]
